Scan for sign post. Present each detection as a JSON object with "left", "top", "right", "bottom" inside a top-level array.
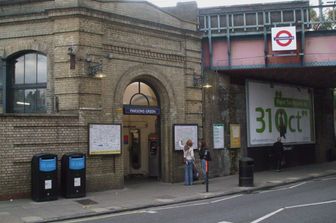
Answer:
[{"left": 206, "top": 160, "right": 209, "bottom": 192}]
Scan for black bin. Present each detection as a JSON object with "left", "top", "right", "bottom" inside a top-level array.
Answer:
[
  {"left": 31, "top": 154, "right": 58, "bottom": 202},
  {"left": 239, "top": 157, "right": 254, "bottom": 187},
  {"left": 61, "top": 153, "right": 86, "bottom": 198}
]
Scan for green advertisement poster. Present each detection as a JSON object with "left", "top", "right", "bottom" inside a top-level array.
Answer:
[{"left": 246, "top": 80, "right": 315, "bottom": 147}]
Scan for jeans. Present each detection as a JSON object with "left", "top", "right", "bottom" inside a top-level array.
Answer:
[
  {"left": 201, "top": 159, "right": 206, "bottom": 179},
  {"left": 185, "top": 160, "right": 193, "bottom": 185}
]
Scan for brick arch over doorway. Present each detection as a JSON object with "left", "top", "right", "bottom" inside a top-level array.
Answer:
[{"left": 113, "top": 64, "right": 178, "bottom": 182}]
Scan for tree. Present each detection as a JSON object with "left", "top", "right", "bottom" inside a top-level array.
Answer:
[{"left": 310, "top": 6, "right": 336, "bottom": 30}]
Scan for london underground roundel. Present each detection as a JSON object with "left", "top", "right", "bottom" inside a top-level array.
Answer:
[{"left": 271, "top": 26, "right": 297, "bottom": 51}]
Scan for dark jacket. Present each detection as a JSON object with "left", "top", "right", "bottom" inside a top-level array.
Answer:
[
  {"left": 273, "top": 141, "right": 284, "bottom": 156},
  {"left": 199, "top": 147, "right": 211, "bottom": 161}
]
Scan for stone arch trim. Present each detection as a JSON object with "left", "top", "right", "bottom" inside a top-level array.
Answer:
[
  {"left": 114, "top": 64, "right": 177, "bottom": 182},
  {"left": 4, "top": 40, "right": 51, "bottom": 58},
  {"left": 114, "top": 64, "right": 177, "bottom": 113}
]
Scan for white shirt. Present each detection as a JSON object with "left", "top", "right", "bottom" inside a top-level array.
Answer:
[{"left": 179, "top": 141, "right": 195, "bottom": 161}]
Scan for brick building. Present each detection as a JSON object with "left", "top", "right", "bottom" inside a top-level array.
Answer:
[{"left": 0, "top": 0, "right": 202, "bottom": 199}]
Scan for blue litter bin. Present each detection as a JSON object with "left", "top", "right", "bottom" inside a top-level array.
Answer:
[
  {"left": 61, "top": 153, "right": 86, "bottom": 198},
  {"left": 31, "top": 154, "right": 58, "bottom": 202}
]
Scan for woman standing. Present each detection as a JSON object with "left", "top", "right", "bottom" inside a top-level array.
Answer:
[
  {"left": 180, "top": 139, "right": 195, "bottom": 186},
  {"left": 199, "top": 140, "right": 211, "bottom": 183}
]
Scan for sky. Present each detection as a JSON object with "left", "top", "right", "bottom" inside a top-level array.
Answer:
[{"left": 146, "top": 0, "right": 324, "bottom": 8}]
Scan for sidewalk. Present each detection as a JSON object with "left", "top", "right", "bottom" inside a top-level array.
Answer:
[{"left": 1, "top": 161, "right": 336, "bottom": 223}]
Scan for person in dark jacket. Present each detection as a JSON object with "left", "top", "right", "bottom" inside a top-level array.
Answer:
[
  {"left": 273, "top": 137, "right": 284, "bottom": 171},
  {"left": 199, "top": 140, "right": 211, "bottom": 183}
]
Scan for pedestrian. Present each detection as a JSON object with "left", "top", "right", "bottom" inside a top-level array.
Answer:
[
  {"left": 199, "top": 140, "right": 211, "bottom": 183},
  {"left": 179, "top": 139, "right": 195, "bottom": 185},
  {"left": 273, "top": 137, "right": 284, "bottom": 171}
]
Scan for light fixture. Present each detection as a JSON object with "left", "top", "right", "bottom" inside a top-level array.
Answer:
[
  {"left": 16, "top": 101, "right": 30, "bottom": 106},
  {"left": 203, "top": 83, "right": 213, "bottom": 88},
  {"left": 85, "top": 55, "right": 105, "bottom": 78},
  {"left": 193, "top": 71, "right": 212, "bottom": 88}
]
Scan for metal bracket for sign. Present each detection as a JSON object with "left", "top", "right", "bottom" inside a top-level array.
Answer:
[
  {"left": 270, "top": 53, "right": 299, "bottom": 57},
  {"left": 268, "top": 52, "right": 305, "bottom": 57}
]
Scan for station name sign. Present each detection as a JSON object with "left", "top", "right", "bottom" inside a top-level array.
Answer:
[
  {"left": 271, "top": 26, "right": 297, "bottom": 51},
  {"left": 123, "top": 105, "right": 160, "bottom": 115}
]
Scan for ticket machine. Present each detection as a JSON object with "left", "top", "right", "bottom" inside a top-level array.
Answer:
[
  {"left": 148, "top": 133, "right": 160, "bottom": 177},
  {"left": 130, "top": 129, "right": 141, "bottom": 170}
]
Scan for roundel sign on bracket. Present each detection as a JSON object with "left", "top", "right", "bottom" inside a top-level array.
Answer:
[{"left": 271, "top": 26, "right": 297, "bottom": 51}]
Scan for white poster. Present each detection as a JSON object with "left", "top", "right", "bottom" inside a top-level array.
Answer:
[
  {"left": 174, "top": 124, "right": 198, "bottom": 150},
  {"left": 213, "top": 124, "right": 225, "bottom": 149},
  {"left": 271, "top": 26, "right": 297, "bottom": 51},
  {"left": 89, "top": 124, "right": 122, "bottom": 155},
  {"left": 246, "top": 80, "right": 315, "bottom": 147},
  {"left": 45, "top": 180, "right": 52, "bottom": 190},
  {"left": 74, "top": 177, "right": 81, "bottom": 187}
]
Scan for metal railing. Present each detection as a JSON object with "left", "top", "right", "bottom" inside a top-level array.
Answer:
[{"left": 198, "top": 3, "right": 336, "bottom": 37}]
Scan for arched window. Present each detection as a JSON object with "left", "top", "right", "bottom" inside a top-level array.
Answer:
[
  {"left": 123, "top": 81, "right": 158, "bottom": 106},
  {"left": 8, "top": 52, "right": 47, "bottom": 113}
]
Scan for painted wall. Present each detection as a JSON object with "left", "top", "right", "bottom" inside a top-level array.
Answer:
[
  {"left": 304, "top": 36, "right": 336, "bottom": 64},
  {"left": 204, "top": 34, "right": 336, "bottom": 68}
]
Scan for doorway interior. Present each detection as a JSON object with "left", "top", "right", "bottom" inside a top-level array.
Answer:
[{"left": 122, "top": 81, "right": 161, "bottom": 182}]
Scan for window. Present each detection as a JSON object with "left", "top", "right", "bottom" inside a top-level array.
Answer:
[
  {"left": 8, "top": 52, "right": 47, "bottom": 113},
  {"left": 123, "top": 81, "right": 158, "bottom": 106}
]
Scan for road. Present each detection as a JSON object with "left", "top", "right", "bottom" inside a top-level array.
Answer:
[{"left": 59, "top": 176, "right": 336, "bottom": 223}]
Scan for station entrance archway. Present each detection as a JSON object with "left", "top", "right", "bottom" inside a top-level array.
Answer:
[{"left": 122, "top": 81, "right": 161, "bottom": 180}]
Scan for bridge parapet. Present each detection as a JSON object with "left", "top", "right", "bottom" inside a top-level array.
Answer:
[
  {"left": 198, "top": 1, "right": 336, "bottom": 37},
  {"left": 199, "top": 1, "right": 336, "bottom": 70}
]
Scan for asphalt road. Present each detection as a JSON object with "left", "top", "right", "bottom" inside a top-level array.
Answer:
[{"left": 60, "top": 176, "right": 336, "bottom": 223}]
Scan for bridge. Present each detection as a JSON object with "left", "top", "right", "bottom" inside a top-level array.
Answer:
[{"left": 199, "top": 1, "right": 336, "bottom": 88}]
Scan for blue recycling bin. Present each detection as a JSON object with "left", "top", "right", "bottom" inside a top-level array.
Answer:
[
  {"left": 61, "top": 153, "right": 86, "bottom": 198},
  {"left": 31, "top": 154, "right": 58, "bottom": 202}
]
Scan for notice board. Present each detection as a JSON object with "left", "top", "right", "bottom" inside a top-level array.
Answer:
[
  {"left": 89, "top": 124, "right": 122, "bottom": 155},
  {"left": 173, "top": 124, "right": 198, "bottom": 150}
]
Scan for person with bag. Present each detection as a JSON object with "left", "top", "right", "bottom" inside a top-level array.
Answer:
[
  {"left": 199, "top": 140, "right": 211, "bottom": 184},
  {"left": 179, "top": 139, "right": 195, "bottom": 186}
]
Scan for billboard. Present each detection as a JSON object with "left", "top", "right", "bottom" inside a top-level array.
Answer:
[{"left": 246, "top": 80, "right": 315, "bottom": 147}]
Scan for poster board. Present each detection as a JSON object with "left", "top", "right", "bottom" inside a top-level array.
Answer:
[
  {"left": 89, "top": 124, "right": 122, "bottom": 155},
  {"left": 173, "top": 124, "right": 198, "bottom": 150},
  {"left": 246, "top": 80, "right": 315, "bottom": 147},
  {"left": 230, "top": 124, "right": 241, "bottom": 149},
  {"left": 213, "top": 124, "right": 225, "bottom": 149}
]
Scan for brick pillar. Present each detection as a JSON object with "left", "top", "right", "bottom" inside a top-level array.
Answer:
[{"left": 314, "top": 88, "right": 336, "bottom": 162}]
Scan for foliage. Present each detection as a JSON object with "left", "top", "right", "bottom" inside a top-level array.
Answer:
[{"left": 310, "top": 6, "right": 336, "bottom": 30}]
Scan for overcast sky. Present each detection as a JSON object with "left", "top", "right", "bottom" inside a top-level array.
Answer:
[{"left": 147, "top": 0, "right": 323, "bottom": 8}]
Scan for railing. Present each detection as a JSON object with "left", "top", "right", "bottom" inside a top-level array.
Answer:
[{"left": 198, "top": 3, "right": 336, "bottom": 37}]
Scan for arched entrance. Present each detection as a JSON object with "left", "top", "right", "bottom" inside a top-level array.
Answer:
[{"left": 122, "top": 81, "right": 161, "bottom": 180}]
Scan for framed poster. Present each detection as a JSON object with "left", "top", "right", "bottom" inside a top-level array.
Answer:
[
  {"left": 230, "top": 124, "right": 241, "bottom": 149},
  {"left": 246, "top": 80, "right": 315, "bottom": 147},
  {"left": 89, "top": 124, "right": 122, "bottom": 155},
  {"left": 213, "top": 124, "right": 225, "bottom": 149},
  {"left": 173, "top": 124, "right": 198, "bottom": 151}
]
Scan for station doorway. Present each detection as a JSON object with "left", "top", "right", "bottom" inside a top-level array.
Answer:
[{"left": 122, "top": 81, "right": 161, "bottom": 181}]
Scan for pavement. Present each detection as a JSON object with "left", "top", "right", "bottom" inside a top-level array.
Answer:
[{"left": 1, "top": 161, "right": 336, "bottom": 223}]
